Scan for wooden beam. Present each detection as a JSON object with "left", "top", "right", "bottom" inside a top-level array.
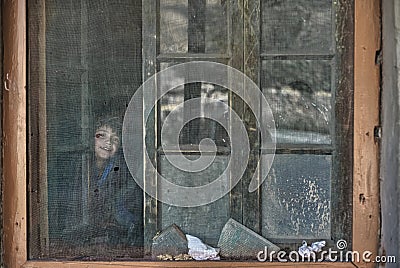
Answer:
[
  {"left": 353, "top": 0, "right": 381, "bottom": 267},
  {"left": 3, "top": 0, "right": 28, "bottom": 267},
  {"left": 22, "top": 260, "right": 357, "bottom": 268}
]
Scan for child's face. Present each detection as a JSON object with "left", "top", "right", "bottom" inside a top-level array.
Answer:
[{"left": 94, "top": 125, "right": 120, "bottom": 161}]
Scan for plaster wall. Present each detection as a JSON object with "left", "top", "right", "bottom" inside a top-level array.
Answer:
[{"left": 381, "top": 0, "right": 400, "bottom": 267}]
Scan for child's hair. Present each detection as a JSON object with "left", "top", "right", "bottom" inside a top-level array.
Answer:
[{"left": 95, "top": 116, "right": 122, "bottom": 137}]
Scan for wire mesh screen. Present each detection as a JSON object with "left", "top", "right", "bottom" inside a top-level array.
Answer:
[
  {"left": 29, "top": 0, "right": 143, "bottom": 259},
  {"left": 28, "top": 0, "right": 352, "bottom": 262}
]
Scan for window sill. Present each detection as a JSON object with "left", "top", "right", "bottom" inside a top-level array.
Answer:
[{"left": 22, "top": 260, "right": 357, "bottom": 268}]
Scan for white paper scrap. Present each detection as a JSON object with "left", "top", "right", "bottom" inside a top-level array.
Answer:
[{"left": 186, "top": 234, "right": 220, "bottom": 260}]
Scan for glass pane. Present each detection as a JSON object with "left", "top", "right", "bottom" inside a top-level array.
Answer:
[
  {"left": 160, "top": 0, "right": 228, "bottom": 54},
  {"left": 204, "top": 0, "right": 229, "bottom": 53},
  {"left": 159, "top": 155, "right": 230, "bottom": 246},
  {"left": 261, "top": 60, "right": 332, "bottom": 144},
  {"left": 261, "top": 0, "right": 332, "bottom": 54},
  {"left": 160, "top": 0, "right": 188, "bottom": 53},
  {"left": 158, "top": 62, "right": 230, "bottom": 148},
  {"left": 261, "top": 154, "right": 331, "bottom": 240},
  {"left": 31, "top": 0, "right": 144, "bottom": 259}
]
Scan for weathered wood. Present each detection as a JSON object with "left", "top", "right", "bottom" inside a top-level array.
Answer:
[
  {"left": 260, "top": 54, "right": 334, "bottom": 60},
  {"left": 3, "top": 0, "right": 28, "bottom": 267},
  {"left": 330, "top": 0, "right": 354, "bottom": 250},
  {"left": 22, "top": 260, "right": 357, "bottom": 268},
  {"left": 353, "top": 0, "right": 381, "bottom": 267},
  {"left": 229, "top": 0, "right": 245, "bottom": 226},
  {"left": 23, "top": 261, "right": 356, "bottom": 268},
  {"left": 157, "top": 53, "right": 231, "bottom": 61},
  {"left": 242, "top": 0, "right": 261, "bottom": 233},
  {"left": 142, "top": 0, "right": 159, "bottom": 257}
]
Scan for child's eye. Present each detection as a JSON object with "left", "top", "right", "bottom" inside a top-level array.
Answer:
[
  {"left": 111, "top": 136, "right": 120, "bottom": 145},
  {"left": 95, "top": 133, "right": 105, "bottom": 139}
]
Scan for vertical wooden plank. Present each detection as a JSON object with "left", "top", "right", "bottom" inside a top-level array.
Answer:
[
  {"left": 142, "top": 0, "right": 158, "bottom": 256},
  {"left": 242, "top": 0, "right": 261, "bottom": 233},
  {"left": 229, "top": 0, "right": 261, "bottom": 233},
  {"left": 3, "top": 0, "right": 28, "bottom": 266},
  {"left": 229, "top": 0, "right": 245, "bottom": 224},
  {"left": 331, "top": 0, "right": 354, "bottom": 249},
  {"left": 353, "top": 0, "right": 381, "bottom": 267}
]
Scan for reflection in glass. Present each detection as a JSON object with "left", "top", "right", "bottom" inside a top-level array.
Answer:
[
  {"left": 261, "top": 0, "right": 332, "bottom": 54},
  {"left": 160, "top": 0, "right": 188, "bottom": 53},
  {"left": 262, "top": 60, "right": 332, "bottom": 144},
  {"left": 158, "top": 63, "right": 230, "bottom": 147},
  {"left": 160, "top": 0, "right": 228, "bottom": 54}
]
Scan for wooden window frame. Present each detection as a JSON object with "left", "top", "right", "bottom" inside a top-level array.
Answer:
[{"left": 2, "top": 0, "right": 380, "bottom": 267}]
